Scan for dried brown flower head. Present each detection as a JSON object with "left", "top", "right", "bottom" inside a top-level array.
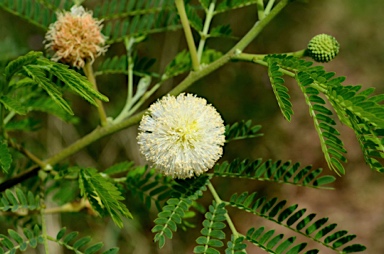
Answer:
[{"left": 45, "top": 6, "right": 108, "bottom": 68}]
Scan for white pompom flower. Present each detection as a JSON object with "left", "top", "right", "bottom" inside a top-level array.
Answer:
[{"left": 137, "top": 93, "right": 226, "bottom": 179}]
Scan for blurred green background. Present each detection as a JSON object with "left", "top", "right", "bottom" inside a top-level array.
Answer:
[{"left": 1, "top": 0, "right": 384, "bottom": 253}]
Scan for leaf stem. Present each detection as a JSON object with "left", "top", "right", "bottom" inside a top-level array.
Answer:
[
  {"left": 8, "top": 139, "right": 47, "bottom": 168},
  {"left": 83, "top": 61, "right": 108, "bottom": 126},
  {"left": 197, "top": 0, "right": 217, "bottom": 62},
  {"left": 113, "top": 38, "right": 136, "bottom": 123},
  {"left": 39, "top": 171, "right": 49, "bottom": 254},
  {"left": 208, "top": 182, "right": 240, "bottom": 238},
  {"left": 175, "top": 0, "right": 200, "bottom": 70},
  {"left": 265, "top": 0, "right": 276, "bottom": 15},
  {"left": 256, "top": 0, "right": 265, "bottom": 20}
]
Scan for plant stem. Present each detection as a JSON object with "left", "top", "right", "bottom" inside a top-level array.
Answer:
[
  {"left": 8, "top": 139, "right": 47, "bottom": 168},
  {"left": 208, "top": 182, "right": 240, "bottom": 238},
  {"left": 232, "top": 53, "right": 298, "bottom": 77},
  {"left": 44, "top": 199, "right": 89, "bottom": 214},
  {"left": 175, "top": 0, "right": 199, "bottom": 70},
  {"left": 197, "top": 0, "right": 216, "bottom": 62},
  {"left": 256, "top": 0, "right": 265, "bottom": 20},
  {"left": 265, "top": 0, "right": 276, "bottom": 15},
  {"left": 83, "top": 61, "right": 108, "bottom": 126},
  {"left": 39, "top": 171, "right": 49, "bottom": 254},
  {"left": 113, "top": 38, "right": 135, "bottom": 123}
]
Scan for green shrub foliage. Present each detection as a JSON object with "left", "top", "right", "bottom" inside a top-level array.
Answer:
[{"left": 0, "top": 0, "right": 377, "bottom": 253}]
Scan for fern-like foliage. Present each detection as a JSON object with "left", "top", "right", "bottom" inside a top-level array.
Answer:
[
  {"left": 94, "top": 0, "right": 180, "bottom": 44},
  {"left": 0, "top": 0, "right": 56, "bottom": 29},
  {"left": 152, "top": 197, "right": 193, "bottom": 248},
  {"left": 95, "top": 54, "right": 157, "bottom": 77},
  {"left": 265, "top": 59, "right": 293, "bottom": 121},
  {"left": 0, "top": 225, "right": 42, "bottom": 253},
  {"left": 214, "top": 159, "right": 336, "bottom": 189},
  {"left": 264, "top": 54, "right": 348, "bottom": 175},
  {"left": 225, "top": 119, "right": 262, "bottom": 142},
  {"left": 163, "top": 49, "right": 223, "bottom": 79},
  {"left": 225, "top": 235, "right": 247, "bottom": 254},
  {"left": 194, "top": 201, "right": 227, "bottom": 254},
  {"left": 54, "top": 227, "right": 119, "bottom": 254},
  {"left": 0, "top": 187, "right": 40, "bottom": 212},
  {"left": 125, "top": 166, "right": 174, "bottom": 211},
  {"left": 4, "top": 52, "right": 109, "bottom": 116},
  {"left": 229, "top": 192, "right": 366, "bottom": 253},
  {"left": 296, "top": 71, "right": 347, "bottom": 175},
  {"left": 246, "top": 226, "right": 316, "bottom": 254},
  {"left": 264, "top": 53, "right": 384, "bottom": 173},
  {"left": 78, "top": 168, "right": 132, "bottom": 228},
  {"left": 327, "top": 84, "right": 384, "bottom": 172},
  {"left": 152, "top": 175, "right": 211, "bottom": 248}
]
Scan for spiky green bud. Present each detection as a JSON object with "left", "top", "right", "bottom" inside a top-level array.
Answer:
[{"left": 307, "top": 34, "right": 340, "bottom": 63}]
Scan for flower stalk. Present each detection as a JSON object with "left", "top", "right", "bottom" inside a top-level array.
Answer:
[
  {"left": 175, "top": 0, "right": 200, "bottom": 70},
  {"left": 83, "top": 61, "right": 108, "bottom": 126}
]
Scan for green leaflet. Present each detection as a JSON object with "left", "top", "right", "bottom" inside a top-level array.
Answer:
[
  {"left": 194, "top": 201, "right": 227, "bottom": 254},
  {"left": 152, "top": 175, "right": 211, "bottom": 248},
  {"left": 266, "top": 59, "right": 293, "bottom": 121},
  {"left": 5, "top": 51, "right": 42, "bottom": 82},
  {"left": 225, "top": 119, "right": 263, "bottom": 142},
  {"left": 230, "top": 192, "right": 366, "bottom": 253},
  {"left": 4, "top": 52, "right": 110, "bottom": 117},
  {"left": 95, "top": 54, "right": 157, "bottom": 77},
  {"left": 0, "top": 95, "right": 27, "bottom": 115},
  {"left": 214, "top": 159, "right": 335, "bottom": 189},
  {"left": 0, "top": 225, "right": 42, "bottom": 253},
  {"left": 264, "top": 54, "right": 348, "bottom": 175},
  {"left": 23, "top": 65, "right": 74, "bottom": 115},
  {"left": 163, "top": 49, "right": 223, "bottom": 79},
  {"left": 0, "top": 187, "right": 40, "bottom": 211},
  {"left": 246, "top": 226, "right": 314, "bottom": 254},
  {"left": 126, "top": 166, "right": 174, "bottom": 211},
  {"left": 55, "top": 227, "right": 119, "bottom": 254},
  {"left": 0, "top": 0, "right": 55, "bottom": 30},
  {"left": 225, "top": 235, "right": 247, "bottom": 254},
  {"left": 186, "top": 4, "right": 203, "bottom": 31},
  {"left": 78, "top": 168, "right": 133, "bottom": 228}
]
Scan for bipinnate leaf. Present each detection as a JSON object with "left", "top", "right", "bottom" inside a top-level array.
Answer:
[
  {"left": 4, "top": 51, "right": 42, "bottom": 81},
  {"left": 0, "top": 224, "right": 42, "bottom": 252},
  {"left": 225, "top": 120, "right": 262, "bottom": 142},
  {"left": 225, "top": 235, "right": 247, "bottom": 254},
  {"left": 152, "top": 197, "right": 193, "bottom": 248},
  {"left": 193, "top": 201, "right": 227, "bottom": 254},
  {"left": 0, "top": 187, "right": 40, "bottom": 212},
  {"left": 79, "top": 168, "right": 132, "bottom": 228},
  {"left": 230, "top": 192, "right": 366, "bottom": 253},
  {"left": 0, "top": 95, "right": 27, "bottom": 115},
  {"left": 54, "top": 227, "right": 119, "bottom": 253},
  {"left": 214, "top": 159, "right": 335, "bottom": 189},
  {"left": 266, "top": 59, "right": 293, "bottom": 121}
]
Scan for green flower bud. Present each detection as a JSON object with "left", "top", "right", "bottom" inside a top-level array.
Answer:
[{"left": 307, "top": 34, "right": 340, "bottom": 63}]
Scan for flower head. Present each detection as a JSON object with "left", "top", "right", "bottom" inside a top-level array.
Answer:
[
  {"left": 307, "top": 34, "right": 340, "bottom": 63},
  {"left": 44, "top": 5, "right": 108, "bottom": 68},
  {"left": 137, "top": 94, "right": 226, "bottom": 179}
]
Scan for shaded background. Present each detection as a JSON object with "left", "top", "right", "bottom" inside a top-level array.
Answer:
[{"left": 1, "top": 0, "right": 384, "bottom": 253}]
